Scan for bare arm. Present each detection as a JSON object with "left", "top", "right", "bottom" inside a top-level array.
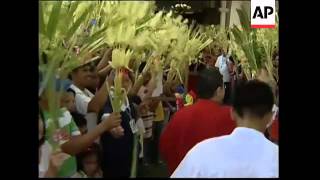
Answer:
[
  {"left": 87, "top": 75, "right": 112, "bottom": 113},
  {"left": 87, "top": 83, "right": 108, "bottom": 113},
  {"left": 97, "top": 48, "right": 112, "bottom": 71},
  {"left": 61, "top": 113, "right": 121, "bottom": 155},
  {"left": 86, "top": 49, "right": 113, "bottom": 113},
  {"left": 148, "top": 96, "right": 176, "bottom": 102},
  {"left": 141, "top": 74, "right": 158, "bottom": 99},
  {"left": 129, "top": 73, "right": 146, "bottom": 96},
  {"left": 44, "top": 151, "right": 70, "bottom": 177}
]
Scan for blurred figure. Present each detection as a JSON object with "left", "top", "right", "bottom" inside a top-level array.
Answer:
[
  {"left": 39, "top": 109, "right": 70, "bottom": 178},
  {"left": 215, "top": 48, "right": 231, "bottom": 104}
]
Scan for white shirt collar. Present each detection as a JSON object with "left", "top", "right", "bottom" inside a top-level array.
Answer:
[
  {"left": 231, "top": 127, "right": 265, "bottom": 139},
  {"left": 70, "top": 84, "right": 94, "bottom": 97}
]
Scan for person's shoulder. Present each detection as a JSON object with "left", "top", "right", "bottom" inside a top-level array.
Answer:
[
  {"left": 190, "top": 136, "right": 228, "bottom": 156},
  {"left": 265, "top": 138, "right": 279, "bottom": 152},
  {"left": 220, "top": 104, "right": 232, "bottom": 111},
  {"left": 84, "top": 88, "right": 95, "bottom": 97},
  {"left": 69, "top": 84, "right": 81, "bottom": 93},
  {"left": 172, "top": 105, "right": 194, "bottom": 119},
  {"left": 180, "top": 136, "right": 228, "bottom": 170},
  {"left": 218, "top": 105, "right": 232, "bottom": 117},
  {"left": 216, "top": 56, "right": 222, "bottom": 62}
]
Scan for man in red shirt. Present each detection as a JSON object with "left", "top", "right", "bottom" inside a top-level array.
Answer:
[{"left": 160, "top": 68, "right": 236, "bottom": 175}]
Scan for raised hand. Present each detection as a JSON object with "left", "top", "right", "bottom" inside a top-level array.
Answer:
[
  {"left": 110, "top": 126, "right": 125, "bottom": 139},
  {"left": 101, "top": 112, "right": 122, "bottom": 131}
]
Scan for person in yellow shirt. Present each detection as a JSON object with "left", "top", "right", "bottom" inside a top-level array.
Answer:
[{"left": 150, "top": 100, "right": 165, "bottom": 164}]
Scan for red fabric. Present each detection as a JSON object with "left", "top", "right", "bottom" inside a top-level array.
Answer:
[
  {"left": 160, "top": 99, "right": 236, "bottom": 174},
  {"left": 270, "top": 117, "right": 279, "bottom": 142},
  {"left": 176, "top": 98, "right": 184, "bottom": 110}
]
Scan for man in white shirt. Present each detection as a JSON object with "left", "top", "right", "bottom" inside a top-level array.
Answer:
[
  {"left": 68, "top": 58, "right": 111, "bottom": 133},
  {"left": 172, "top": 80, "right": 278, "bottom": 178},
  {"left": 215, "top": 48, "right": 231, "bottom": 104}
]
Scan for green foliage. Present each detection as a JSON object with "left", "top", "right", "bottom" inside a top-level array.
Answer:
[{"left": 231, "top": 5, "right": 278, "bottom": 81}]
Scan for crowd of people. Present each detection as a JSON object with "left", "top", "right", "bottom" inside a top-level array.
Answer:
[{"left": 38, "top": 48, "right": 279, "bottom": 178}]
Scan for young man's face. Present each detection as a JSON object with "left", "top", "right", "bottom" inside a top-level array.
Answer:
[
  {"left": 88, "top": 74, "right": 99, "bottom": 90},
  {"left": 71, "top": 65, "right": 92, "bottom": 87},
  {"left": 83, "top": 154, "right": 99, "bottom": 176},
  {"left": 87, "top": 67, "right": 99, "bottom": 90}
]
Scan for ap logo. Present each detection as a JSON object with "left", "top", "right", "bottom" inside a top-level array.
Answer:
[{"left": 251, "top": 0, "right": 276, "bottom": 28}]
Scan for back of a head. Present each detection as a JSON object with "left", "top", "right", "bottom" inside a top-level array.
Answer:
[
  {"left": 232, "top": 80, "right": 274, "bottom": 119},
  {"left": 196, "top": 68, "right": 223, "bottom": 99}
]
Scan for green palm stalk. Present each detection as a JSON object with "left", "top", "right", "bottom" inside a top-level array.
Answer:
[{"left": 130, "top": 133, "right": 139, "bottom": 178}]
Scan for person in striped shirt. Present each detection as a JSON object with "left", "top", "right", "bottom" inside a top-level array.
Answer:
[{"left": 138, "top": 98, "right": 156, "bottom": 165}]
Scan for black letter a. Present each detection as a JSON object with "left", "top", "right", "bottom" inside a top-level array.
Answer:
[{"left": 253, "top": 7, "right": 264, "bottom": 19}]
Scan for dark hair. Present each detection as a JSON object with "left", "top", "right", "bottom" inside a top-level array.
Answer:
[
  {"left": 71, "top": 112, "right": 87, "bottom": 128},
  {"left": 232, "top": 80, "right": 274, "bottom": 119},
  {"left": 196, "top": 68, "right": 223, "bottom": 99},
  {"left": 77, "top": 143, "right": 102, "bottom": 171},
  {"left": 129, "top": 95, "right": 142, "bottom": 105},
  {"left": 39, "top": 108, "right": 46, "bottom": 148}
]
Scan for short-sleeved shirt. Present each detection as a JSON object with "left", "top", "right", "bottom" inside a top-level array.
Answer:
[
  {"left": 43, "top": 108, "right": 80, "bottom": 177},
  {"left": 69, "top": 84, "right": 98, "bottom": 133}
]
